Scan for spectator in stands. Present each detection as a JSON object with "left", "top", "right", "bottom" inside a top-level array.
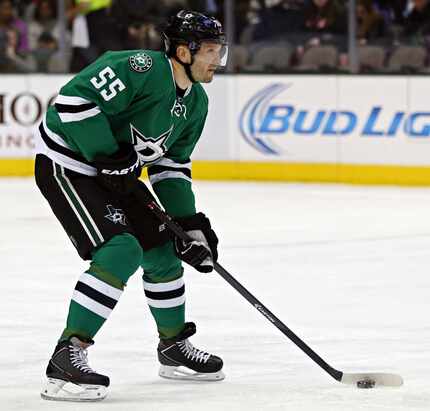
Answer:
[
  {"left": 356, "top": 0, "right": 386, "bottom": 45},
  {"left": 127, "top": 22, "right": 162, "bottom": 50},
  {"left": 303, "top": 0, "right": 346, "bottom": 37},
  {"left": 292, "top": 0, "right": 346, "bottom": 69},
  {"left": 111, "top": 0, "right": 165, "bottom": 50},
  {"left": 0, "top": 26, "right": 33, "bottom": 72},
  {"left": 67, "top": 0, "right": 93, "bottom": 71},
  {"left": 27, "top": 0, "right": 72, "bottom": 54},
  {"left": 0, "top": 0, "right": 29, "bottom": 53},
  {"left": 67, "top": 0, "right": 121, "bottom": 71},
  {"left": 28, "top": 31, "right": 68, "bottom": 72},
  {"left": 403, "top": 0, "right": 430, "bottom": 44},
  {"left": 231, "top": 0, "right": 254, "bottom": 44},
  {"left": 252, "top": 0, "right": 307, "bottom": 43},
  {"left": 0, "top": 27, "right": 13, "bottom": 71},
  {"left": 30, "top": 30, "right": 56, "bottom": 71},
  {"left": 373, "top": 0, "right": 407, "bottom": 25},
  {"left": 12, "top": 0, "right": 33, "bottom": 18},
  {"left": 197, "top": 0, "right": 252, "bottom": 45},
  {"left": 76, "top": 0, "right": 121, "bottom": 56}
]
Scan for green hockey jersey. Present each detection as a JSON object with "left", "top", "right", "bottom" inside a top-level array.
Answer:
[{"left": 35, "top": 50, "right": 209, "bottom": 217}]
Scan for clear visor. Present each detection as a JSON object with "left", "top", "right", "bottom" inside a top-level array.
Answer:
[{"left": 196, "top": 42, "right": 229, "bottom": 68}]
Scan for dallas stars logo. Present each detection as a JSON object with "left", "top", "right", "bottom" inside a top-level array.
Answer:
[
  {"left": 129, "top": 52, "right": 153, "bottom": 73},
  {"left": 130, "top": 124, "right": 173, "bottom": 166},
  {"left": 104, "top": 205, "right": 127, "bottom": 226}
]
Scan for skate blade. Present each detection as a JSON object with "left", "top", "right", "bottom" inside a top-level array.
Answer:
[
  {"left": 40, "top": 378, "right": 107, "bottom": 402},
  {"left": 159, "top": 365, "right": 225, "bottom": 382}
]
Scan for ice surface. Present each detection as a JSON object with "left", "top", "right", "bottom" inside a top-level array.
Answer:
[{"left": 1, "top": 178, "right": 429, "bottom": 411}]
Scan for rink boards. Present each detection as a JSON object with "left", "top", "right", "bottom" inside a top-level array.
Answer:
[{"left": 1, "top": 74, "right": 430, "bottom": 184}]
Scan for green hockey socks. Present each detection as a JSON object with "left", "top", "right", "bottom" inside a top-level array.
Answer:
[
  {"left": 60, "top": 233, "right": 142, "bottom": 341},
  {"left": 141, "top": 242, "right": 186, "bottom": 339},
  {"left": 60, "top": 235, "right": 186, "bottom": 342}
]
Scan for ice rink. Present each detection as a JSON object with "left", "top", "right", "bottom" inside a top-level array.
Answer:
[{"left": 2, "top": 178, "right": 430, "bottom": 411}]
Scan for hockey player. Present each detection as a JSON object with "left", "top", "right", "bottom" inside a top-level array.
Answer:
[{"left": 35, "top": 10, "right": 228, "bottom": 402}]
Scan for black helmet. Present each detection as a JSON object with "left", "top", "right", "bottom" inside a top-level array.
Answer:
[{"left": 162, "top": 10, "right": 227, "bottom": 57}]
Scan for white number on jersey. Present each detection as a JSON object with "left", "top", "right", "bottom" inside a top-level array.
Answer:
[{"left": 90, "top": 67, "right": 126, "bottom": 101}]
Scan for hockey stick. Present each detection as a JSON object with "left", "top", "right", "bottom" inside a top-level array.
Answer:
[{"left": 141, "top": 197, "right": 403, "bottom": 389}]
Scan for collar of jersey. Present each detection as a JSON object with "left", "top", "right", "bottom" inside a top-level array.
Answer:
[{"left": 167, "top": 55, "right": 192, "bottom": 98}]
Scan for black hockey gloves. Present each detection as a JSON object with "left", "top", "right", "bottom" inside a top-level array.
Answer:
[
  {"left": 174, "top": 213, "right": 218, "bottom": 273},
  {"left": 94, "top": 143, "right": 141, "bottom": 196}
]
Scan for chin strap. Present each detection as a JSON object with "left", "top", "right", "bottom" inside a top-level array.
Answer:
[{"left": 174, "top": 56, "right": 197, "bottom": 84}]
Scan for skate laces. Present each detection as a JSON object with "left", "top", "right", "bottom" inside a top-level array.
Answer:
[
  {"left": 69, "top": 345, "right": 95, "bottom": 373},
  {"left": 177, "top": 339, "right": 211, "bottom": 363}
]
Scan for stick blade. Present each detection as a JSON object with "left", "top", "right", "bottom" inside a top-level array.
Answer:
[{"left": 341, "top": 372, "right": 403, "bottom": 388}]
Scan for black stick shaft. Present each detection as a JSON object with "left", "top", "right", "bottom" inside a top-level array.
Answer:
[
  {"left": 145, "top": 200, "right": 343, "bottom": 382},
  {"left": 212, "top": 261, "right": 342, "bottom": 381}
]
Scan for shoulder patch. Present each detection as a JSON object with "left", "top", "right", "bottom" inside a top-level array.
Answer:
[{"left": 129, "top": 52, "right": 153, "bottom": 73}]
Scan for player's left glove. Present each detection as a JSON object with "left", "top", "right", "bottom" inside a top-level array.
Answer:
[
  {"left": 174, "top": 212, "right": 218, "bottom": 273},
  {"left": 94, "top": 143, "right": 141, "bottom": 196}
]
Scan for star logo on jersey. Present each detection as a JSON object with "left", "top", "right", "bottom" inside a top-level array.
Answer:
[
  {"left": 104, "top": 205, "right": 127, "bottom": 226},
  {"left": 129, "top": 52, "right": 153, "bottom": 73},
  {"left": 130, "top": 124, "right": 173, "bottom": 166}
]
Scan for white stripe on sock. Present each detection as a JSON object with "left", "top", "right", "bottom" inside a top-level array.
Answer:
[
  {"left": 72, "top": 290, "right": 112, "bottom": 319},
  {"left": 79, "top": 273, "right": 122, "bottom": 300},
  {"left": 143, "top": 277, "right": 184, "bottom": 292},
  {"left": 146, "top": 295, "right": 186, "bottom": 309}
]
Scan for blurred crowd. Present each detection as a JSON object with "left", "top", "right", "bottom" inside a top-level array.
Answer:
[
  {"left": 236, "top": 0, "right": 430, "bottom": 73},
  {"left": 0, "top": 0, "right": 429, "bottom": 74}
]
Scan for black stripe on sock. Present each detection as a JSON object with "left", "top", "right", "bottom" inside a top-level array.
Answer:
[
  {"left": 144, "top": 285, "right": 185, "bottom": 301},
  {"left": 147, "top": 165, "right": 191, "bottom": 179},
  {"left": 75, "top": 281, "right": 117, "bottom": 309},
  {"left": 55, "top": 102, "right": 97, "bottom": 113}
]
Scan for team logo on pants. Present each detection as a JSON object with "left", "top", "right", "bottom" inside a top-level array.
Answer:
[{"left": 104, "top": 205, "right": 127, "bottom": 226}]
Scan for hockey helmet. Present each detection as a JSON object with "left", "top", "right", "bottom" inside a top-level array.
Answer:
[{"left": 162, "top": 10, "right": 228, "bottom": 67}]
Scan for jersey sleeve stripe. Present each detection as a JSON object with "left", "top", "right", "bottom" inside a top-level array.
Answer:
[
  {"left": 148, "top": 165, "right": 191, "bottom": 179},
  {"left": 155, "top": 157, "right": 191, "bottom": 169},
  {"left": 54, "top": 94, "right": 93, "bottom": 106},
  {"left": 149, "top": 170, "right": 192, "bottom": 185},
  {"left": 39, "top": 122, "right": 92, "bottom": 166},
  {"left": 42, "top": 116, "right": 70, "bottom": 148},
  {"left": 58, "top": 107, "right": 101, "bottom": 123},
  {"left": 55, "top": 102, "right": 98, "bottom": 113}
]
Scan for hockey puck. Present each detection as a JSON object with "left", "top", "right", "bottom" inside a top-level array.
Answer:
[{"left": 357, "top": 379, "right": 375, "bottom": 389}]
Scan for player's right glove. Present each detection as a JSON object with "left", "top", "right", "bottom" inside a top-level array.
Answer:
[
  {"left": 94, "top": 143, "right": 141, "bottom": 196},
  {"left": 174, "top": 213, "right": 218, "bottom": 273}
]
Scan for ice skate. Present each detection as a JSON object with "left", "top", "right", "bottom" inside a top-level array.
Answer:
[
  {"left": 40, "top": 336, "right": 109, "bottom": 402},
  {"left": 158, "top": 322, "right": 225, "bottom": 382}
]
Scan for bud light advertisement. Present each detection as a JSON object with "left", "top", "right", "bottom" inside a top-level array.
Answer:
[{"left": 237, "top": 77, "right": 430, "bottom": 165}]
